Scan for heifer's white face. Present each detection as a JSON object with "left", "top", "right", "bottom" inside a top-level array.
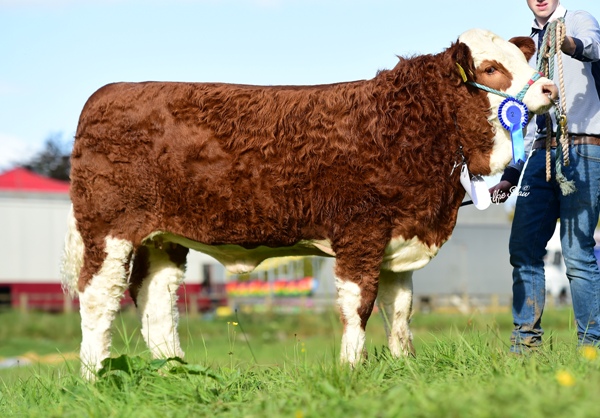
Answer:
[{"left": 458, "top": 28, "right": 556, "bottom": 173}]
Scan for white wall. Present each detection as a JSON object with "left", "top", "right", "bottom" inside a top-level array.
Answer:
[
  {"left": 0, "top": 192, "right": 223, "bottom": 284},
  {"left": 0, "top": 193, "right": 71, "bottom": 282}
]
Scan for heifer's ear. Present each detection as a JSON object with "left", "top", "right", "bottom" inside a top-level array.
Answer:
[
  {"left": 509, "top": 36, "right": 536, "bottom": 61},
  {"left": 450, "top": 41, "right": 476, "bottom": 84}
]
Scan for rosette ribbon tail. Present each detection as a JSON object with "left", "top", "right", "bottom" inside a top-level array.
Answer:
[
  {"left": 510, "top": 122, "right": 525, "bottom": 164},
  {"left": 498, "top": 97, "right": 529, "bottom": 165}
]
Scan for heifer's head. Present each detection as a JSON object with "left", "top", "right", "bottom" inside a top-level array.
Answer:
[{"left": 453, "top": 28, "right": 557, "bottom": 174}]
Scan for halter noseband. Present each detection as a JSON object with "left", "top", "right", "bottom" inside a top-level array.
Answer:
[
  {"left": 456, "top": 62, "right": 543, "bottom": 103},
  {"left": 456, "top": 64, "right": 544, "bottom": 164},
  {"left": 466, "top": 71, "right": 543, "bottom": 102}
]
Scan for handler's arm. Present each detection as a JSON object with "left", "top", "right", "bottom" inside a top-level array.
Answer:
[{"left": 563, "top": 11, "right": 600, "bottom": 61}]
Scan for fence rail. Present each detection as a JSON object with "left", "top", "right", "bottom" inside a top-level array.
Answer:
[
  {"left": 1, "top": 292, "right": 564, "bottom": 315},
  {"left": 0, "top": 291, "right": 228, "bottom": 315}
]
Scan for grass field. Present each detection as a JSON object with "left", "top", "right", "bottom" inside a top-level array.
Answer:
[{"left": 0, "top": 306, "right": 599, "bottom": 417}]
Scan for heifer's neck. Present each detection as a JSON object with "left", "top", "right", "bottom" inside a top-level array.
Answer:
[{"left": 369, "top": 53, "right": 494, "bottom": 247}]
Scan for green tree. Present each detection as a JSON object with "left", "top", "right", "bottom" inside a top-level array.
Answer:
[{"left": 20, "top": 133, "right": 72, "bottom": 181}]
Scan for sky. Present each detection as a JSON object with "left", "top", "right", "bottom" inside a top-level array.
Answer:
[{"left": 2, "top": 0, "right": 600, "bottom": 170}]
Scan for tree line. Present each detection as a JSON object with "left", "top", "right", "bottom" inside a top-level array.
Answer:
[{"left": 17, "top": 133, "right": 71, "bottom": 181}]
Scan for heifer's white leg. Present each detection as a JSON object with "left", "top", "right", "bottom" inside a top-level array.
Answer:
[
  {"left": 336, "top": 278, "right": 366, "bottom": 365},
  {"left": 334, "top": 234, "right": 386, "bottom": 367},
  {"left": 134, "top": 244, "right": 187, "bottom": 360},
  {"left": 377, "top": 270, "right": 415, "bottom": 357},
  {"left": 79, "top": 237, "right": 133, "bottom": 380}
]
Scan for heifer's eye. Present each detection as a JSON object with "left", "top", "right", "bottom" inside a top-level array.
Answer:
[{"left": 485, "top": 67, "right": 497, "bottom": 75}]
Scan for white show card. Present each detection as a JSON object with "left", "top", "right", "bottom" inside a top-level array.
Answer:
[{"left": 460, "top": 164, "right": 491, "bottom": 210}]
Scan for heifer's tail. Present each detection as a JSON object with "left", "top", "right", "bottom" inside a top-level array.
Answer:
[{"left": 60, "top": 205, "right": 84, "bottom": 296}]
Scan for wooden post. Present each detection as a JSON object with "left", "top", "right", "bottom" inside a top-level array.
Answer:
[
  {"left": 490, "top": 294, "right": 500, "bottom": 313},
  {"left": 63, "top": 293, "right": 73, "bottom": 313},
  {"left": 188, "top": 293, "right": 198, "bottom": 317},
  {"left": 19, "top": 293, "right": 28, "bottom": 314},
  {"left": 547, "top": 293, "right": 555, "bottom": 308}
]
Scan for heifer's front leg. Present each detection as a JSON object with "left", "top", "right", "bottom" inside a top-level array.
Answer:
[
  {"left": 130, "top": 243, "right": 188, "bottom": 360},
  {"left": 377, "top": 270, "right": 415, "bottom": 357},
  {"left": 79, "top": 237, "right": 133, "bottom": 380},
  {"left": 334, "top": 242, "right": 385, "bottom": 366},
  {"left": 335, "top": 277, "right": 374, "bottom": 365}
]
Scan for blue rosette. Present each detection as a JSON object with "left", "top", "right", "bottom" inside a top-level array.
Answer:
[{"left": 498, "top": 97, "right": 529, "bottom": 164}]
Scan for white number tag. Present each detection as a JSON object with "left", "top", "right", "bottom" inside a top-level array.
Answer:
[{"left": 460, "top": 163, "right": 491, "bottom": 210}]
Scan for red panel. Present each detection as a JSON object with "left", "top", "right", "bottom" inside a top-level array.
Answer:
[
  {"left": 2, "top": 282, "right": 226, "bottom": 313},
  {"left": 0, "top": 167, "right": 70, "bottom": 193}
]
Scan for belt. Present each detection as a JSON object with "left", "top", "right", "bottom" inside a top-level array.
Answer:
[{"left": 532, "top": 135, "right": 600, "bottom": 150}]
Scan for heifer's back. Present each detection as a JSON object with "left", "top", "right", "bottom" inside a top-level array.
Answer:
[
  {"left": 64, "top": 29, "right": 556, "bottom": 379},
  {"left": 73, "top": 81, "right": 383, "bottom": 248}
]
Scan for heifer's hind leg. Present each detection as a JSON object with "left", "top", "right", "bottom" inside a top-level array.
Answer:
[
  {"left": 129, "top": 243, "right": 188, "bottom": 360},
  {"left": 79, "top": 237, "right": 133, "bottom": 380},
  {"left": 377, "top": 270, "right": 415, "bottom": 357}
]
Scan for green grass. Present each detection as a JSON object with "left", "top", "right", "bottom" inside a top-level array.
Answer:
[{"left": 0, "top": 307, "right": 598, "bottom": 417}]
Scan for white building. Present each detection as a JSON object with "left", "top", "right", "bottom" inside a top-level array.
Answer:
[{"left": 0, "top": 168, "right": 226, "bottom": 311}]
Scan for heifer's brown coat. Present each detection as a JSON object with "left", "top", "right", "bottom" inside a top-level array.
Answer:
[{"left": 71, "top": 40, "right": 496, "bottom": 293}]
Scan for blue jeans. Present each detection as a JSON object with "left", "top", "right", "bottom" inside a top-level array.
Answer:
[{"left": 510, "top": 143, "right": 600, "bottom": 351}]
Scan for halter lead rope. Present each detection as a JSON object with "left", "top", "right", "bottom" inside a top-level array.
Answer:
[{"left": 539, "top": 18, "right": 575, "bottom": 195}]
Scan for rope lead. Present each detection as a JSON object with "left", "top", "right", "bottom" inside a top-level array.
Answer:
[{"left": 539, "top": 18, "right": 576, "bottom": 195}]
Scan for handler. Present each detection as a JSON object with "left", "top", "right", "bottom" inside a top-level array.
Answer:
[{"left": 490, "top": 0, "right": 600, "bottom": 352}]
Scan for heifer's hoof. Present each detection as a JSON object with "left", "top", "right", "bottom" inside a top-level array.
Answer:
[{"left": 80, "top": 364, "right": 99, "bottom": 382}]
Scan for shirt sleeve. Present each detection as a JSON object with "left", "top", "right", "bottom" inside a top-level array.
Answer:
[{"left": 568, "top": 10, "right": 600, "bottom": 62}]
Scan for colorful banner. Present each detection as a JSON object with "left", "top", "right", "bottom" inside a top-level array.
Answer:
[{"left": 225, "top": 277, "right": 316, "bottom": 297}]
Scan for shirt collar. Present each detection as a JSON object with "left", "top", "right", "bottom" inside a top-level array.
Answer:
[{"left": 531, "top": 4, "right": 567, "bottom": 30}]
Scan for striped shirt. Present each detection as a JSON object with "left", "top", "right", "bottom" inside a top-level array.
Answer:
[{"left": 502, "top": 4, "right": 600, "bottom": 184}]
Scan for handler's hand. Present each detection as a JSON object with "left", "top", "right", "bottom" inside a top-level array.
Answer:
[
  {"left": 560, "top": 35, "right": 576, "bottom": 56},
  {"left": 489, "top": 180, "right": 514, "bottom": 204},
  {"left": 546, "top": 33, "right": 576, "bottom": 56}
]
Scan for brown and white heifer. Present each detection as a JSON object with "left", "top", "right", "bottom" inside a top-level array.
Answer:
[{"left": 62, "top": 29, "right": 557, "bottom": 379}]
